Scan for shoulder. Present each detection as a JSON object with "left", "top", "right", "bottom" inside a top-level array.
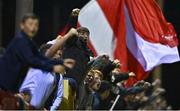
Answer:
[
  {"left": 12, "top": 35, "right": 28, "bottom": 47},
  {"left": 28, "top": 68, "right": 44, "bottom": 74}
]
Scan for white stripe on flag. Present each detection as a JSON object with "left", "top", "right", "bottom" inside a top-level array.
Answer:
[
  {"left": 125, "top": 6, "right": 180, "bottom": 71},
  {"left": 79, "top": 0, "right": 116, "bottom": 59}
]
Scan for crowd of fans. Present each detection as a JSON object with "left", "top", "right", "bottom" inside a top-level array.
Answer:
[{"left": 0, "top": 9, "right": 172, "bottom": 110}]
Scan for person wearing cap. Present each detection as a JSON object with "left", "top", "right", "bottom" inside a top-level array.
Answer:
[{"left": 63, "top": 27, "right": 94, "bottom": 85}]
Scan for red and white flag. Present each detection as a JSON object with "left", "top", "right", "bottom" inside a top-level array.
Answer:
[{"left": 78, "top": 0, "right": 180, "bottom": 84}]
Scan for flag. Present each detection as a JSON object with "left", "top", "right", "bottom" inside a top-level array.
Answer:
[{"left": 78, "top": 0, "right": 180, "bottom": 85}]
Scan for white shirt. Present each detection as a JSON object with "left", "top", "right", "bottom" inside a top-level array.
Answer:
[{"left": 19, "top": 68, "right": 63, "bottom": 110}]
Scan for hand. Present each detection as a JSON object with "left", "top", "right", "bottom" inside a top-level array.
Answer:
[
  {"left": 14, "top": 93, "right": 30, "bottom": 108},
  {"left": 53, "top": 65, "right": 65, "bottom": 74},
  {"left": 71, "top": 8, "right": 80, "bottom": 17},
  {"left": 64, "top": 58, "right": 76, "bottom": 69},
  {"left": 68, "top": 28, "right": 78, "bottom": 37},
  {"left": 128, "top": 72, "right": 136, "bottom": 77},
  {"left": 56, "top": 35, "right": 63, "bottom": 40},
  {"left": 113, "top": 59, "right": 121, "bottom": 67}
]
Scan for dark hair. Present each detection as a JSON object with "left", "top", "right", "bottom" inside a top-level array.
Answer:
[
  {"left": 77, "top": 27, "right": 90, "bottom": 35},
  {"left": 39, "top": 44, "right": 52, "bottom": 55},
  {"left": 21, "top": 13, "right": 39, "bottom": 23},
  {"left": 98, "top": 80, "right": 111, "bottom": 93}
]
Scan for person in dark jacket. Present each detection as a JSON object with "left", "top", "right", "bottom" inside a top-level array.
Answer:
[
  {"left": 0, "top": 13, "right": 64, "bottom": 92},
  {"left": 63, "top": 27, "right": 93, "bottom": 85}
]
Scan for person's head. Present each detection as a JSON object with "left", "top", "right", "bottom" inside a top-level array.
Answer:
[
  {"left": 77, "top": 27, "right": 90, "bottom": 44},
  {"left": 85, "top": 69, "right": 103, "bottom": 91},
  {"left": 39, "top": 44, "right": 62, "bottom": 59},
  {"left": 90, "top": 55, "right": 110, "bottom": 72},
  {"left": 20, "top": 13, "right": 39, "bottom": 38}
]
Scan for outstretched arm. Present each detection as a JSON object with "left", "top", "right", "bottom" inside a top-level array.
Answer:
[{"left": 45, "top": 28, "right": 78, "bottom": 58}]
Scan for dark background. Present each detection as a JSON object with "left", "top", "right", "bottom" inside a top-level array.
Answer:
[
  {"left": 162, "top": 1, "right": 180, "bottom": 109},
  {"left": 1, "top": 0, "right": 180, "bottom": 109}
]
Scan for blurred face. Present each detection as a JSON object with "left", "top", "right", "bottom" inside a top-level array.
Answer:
[
  {"left": 91, "top": 73, "right": 102, "bottom": 91},
  {"left": 78, "top": 30, "right": 89, "bottom": 44},
  {"left": 20, "top": 18, "right": 39, "bottom": 38}
]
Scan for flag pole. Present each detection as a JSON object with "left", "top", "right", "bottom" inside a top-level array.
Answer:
[
  {"left": 152, "top": 0, "right": 164, "bottom": 83},
  {"left": 110, "top": 95, "right": 120, "bottom": 111}
]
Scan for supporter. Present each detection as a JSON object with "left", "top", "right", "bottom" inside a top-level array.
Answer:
[
  {"left": 19, "top": 29, "right": 77, "bottom": 110},
  {"left": 63, "top": 27, "right": 93, "bottom": 86},
  {"left": 0, "top": 13, "right": 65, "bottom": 92},
  {"left": 46, "top": 28, "right": 78, "bottom": 92},
  {"left": 77, "top": 69, "right": 103, "bottom": 110}
]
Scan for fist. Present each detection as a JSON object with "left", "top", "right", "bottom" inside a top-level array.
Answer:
[
  {"left": 53, "top": 65, "right": 65, "bottom": 74},
  {"left": 71, "top": 8, "right": 80, "bottom": 17},
  {"left": 128, "top": 72, "right": 136, "bottom": 77},
  {"left": 68, "top": 28, "right": 78, "bottom": 37},
  {"left": 56, "top": 35, "right": 63, "bottom": 40},
  {"left": 113, "top": 59, "right": 121, "bottom": 67}
]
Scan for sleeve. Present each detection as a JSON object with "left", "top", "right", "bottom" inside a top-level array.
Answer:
[
  {"left": 50, "top": 75, "right": 63, "bottom": 110},
  {"left": 14, "top": 38, "right": 55, "bottom": 72},
  {"left": 37, "top": 52, "right": 64, "bottom": 65},
  {"left": 126, "top": 86, "right": 144, "bottom": 95},
  {"left": 113, "top": 73, "right": 129, "bottom": 84}
]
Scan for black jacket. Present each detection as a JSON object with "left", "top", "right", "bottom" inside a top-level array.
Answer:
[{"left": 63, "top": 37, "right": 93, "bottom": 85}]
